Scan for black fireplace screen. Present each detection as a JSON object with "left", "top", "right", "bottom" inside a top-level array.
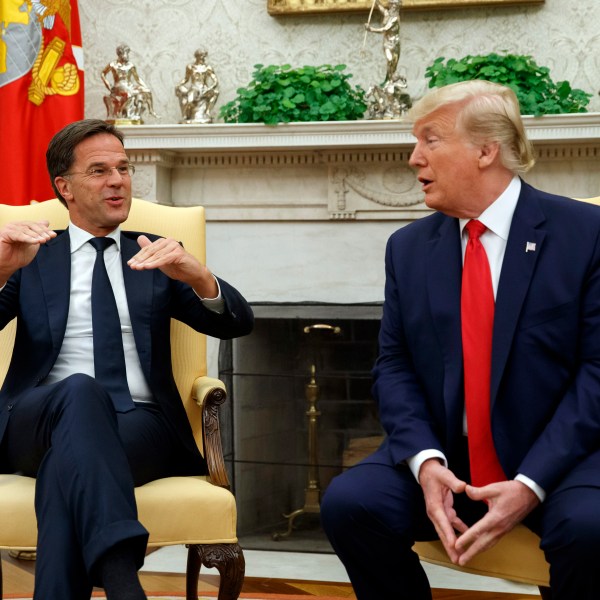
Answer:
[{"left": 218, "top": 303, "right": 385, "bottom": 546}]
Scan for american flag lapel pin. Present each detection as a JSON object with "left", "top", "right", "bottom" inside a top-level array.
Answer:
[{"left": 525, "top": 241, "right": 536, "bottom": 253}]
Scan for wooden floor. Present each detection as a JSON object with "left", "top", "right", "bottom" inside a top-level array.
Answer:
[{"left": 1, "top": 551, "right": 538, "bottom": 599}]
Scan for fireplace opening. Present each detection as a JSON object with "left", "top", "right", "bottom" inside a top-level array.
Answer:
[{"left": 218, "top": 303, "right": 385, "bottom": 552}]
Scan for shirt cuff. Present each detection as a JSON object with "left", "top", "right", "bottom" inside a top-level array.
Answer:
[
  {"left": 407, "top": 449, "right": 447, "bottom": 483},
  {"left": 515, "top": 473, "right": 546, "bottom": 503},
  {"left": 195, "top": 276, "right": 224, "bottom": 314}
]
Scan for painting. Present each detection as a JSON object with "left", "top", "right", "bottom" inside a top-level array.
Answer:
[{"left": 267, "top": 0, "right": 544, "bottom": 15}]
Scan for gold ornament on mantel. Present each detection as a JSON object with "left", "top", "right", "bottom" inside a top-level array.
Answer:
[
  {"left": 175, "top": 49, "right": 220, "bottom": 124},
  {"left": 363, "top": 0, "right": 411, "bottom": 119},
  {"left": 101, "top": 44, "right": 159, "bottom": 125}
]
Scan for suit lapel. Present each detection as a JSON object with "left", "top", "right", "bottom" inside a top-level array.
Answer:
[
  {"left": 491, "top": 185, "right": 546, "bottom": 402},
  {"left": 426, "top": 216, "right": 464, "bottom": 444},
  {"left": 37, "top": 231, "right": 71, "bottom": 351},
  {"left": 120, "top": 233, "right": 154, "bottom": 372}
]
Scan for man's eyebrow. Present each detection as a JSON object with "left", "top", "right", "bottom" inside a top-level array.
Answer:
[
  {"left": 421, "top": 124, "right": 440, "bottom": 135},
  {"left": 86, "top": 159, "right": 129, "bottom": 167},
  {"left": 414, "top": 125, "right": 434, "bottom": 138}
]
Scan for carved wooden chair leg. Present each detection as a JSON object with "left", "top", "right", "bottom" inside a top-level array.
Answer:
[
  {"left": 539, "top": 585, "right": 552, "bottom": 599},
  {"left": 187, "top": 543, "right": 245, "bottom": 600},
  {"left": 186, "top": 544, "right": 202, "bottom": 600},
  {"left": 212, "top": 544, "right": 245, "bottom": 600}
]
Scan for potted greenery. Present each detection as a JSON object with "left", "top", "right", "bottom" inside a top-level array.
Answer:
[
  {"left": 219, "top": 63, "right": 367, "bottom": 124},
  {"left": 425, "top": 53, "right": 592, "bottom": 116}
]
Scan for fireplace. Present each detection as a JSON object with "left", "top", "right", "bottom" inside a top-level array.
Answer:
[{"left": 218, "top": 303, "right": 384, "bottom": 542}]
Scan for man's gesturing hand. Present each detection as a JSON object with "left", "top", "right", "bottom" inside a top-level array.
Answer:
[
  {"left": 0, "top": 221, "right": 56, "bottom": 286},
  {"left": 129, "top": 235, "right": 218, "bottom": 298}
]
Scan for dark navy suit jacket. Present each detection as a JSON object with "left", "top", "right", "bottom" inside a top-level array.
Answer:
[
  {"left": 371, "top": 181, "right": 600, "bottom": 495},
  {"left": 0, "top": 229, "right": 254, "bottom": 465}
]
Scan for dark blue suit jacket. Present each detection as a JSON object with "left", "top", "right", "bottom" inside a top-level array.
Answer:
[
  {"left": 0, "top": 229, "right": 254, "bottom": 465},
  {"left": 372, "top": 181, "right": 600, "bottom": 495}
]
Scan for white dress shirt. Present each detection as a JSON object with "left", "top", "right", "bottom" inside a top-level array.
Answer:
[
  {"left": 43, "top": 224, "right": 154, "bottom": 402},
  {"left": 42, "top": 223, "right": 223, "bottom": 403},
  {"left": 406, "top": 177, "right": 546, "bottom": 501}
]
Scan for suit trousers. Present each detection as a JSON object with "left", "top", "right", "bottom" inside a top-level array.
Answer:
[
  {"left": 321, "top": 448, "right": 600, "bottom": 600},
  {"left": 0, "top": 373, "right": 189, "bottom": 600}
]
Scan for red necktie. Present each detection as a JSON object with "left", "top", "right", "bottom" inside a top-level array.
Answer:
[{"left": 461, "top": 220, "right": 505, "bottom": 487}]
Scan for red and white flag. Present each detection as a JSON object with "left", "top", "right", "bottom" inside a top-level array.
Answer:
[{"left": 0, "top": 0, "right": 84, "bottom": 205}]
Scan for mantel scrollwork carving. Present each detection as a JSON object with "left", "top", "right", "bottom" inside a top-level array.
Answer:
[{"left": 329, "top": 164, "right": 425, "bottom": 219}]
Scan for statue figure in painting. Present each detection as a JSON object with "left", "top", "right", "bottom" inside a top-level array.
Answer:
[
  {"left": 101, "top": 44, "right": 159, "bottom": 124},
  {"left": 175, "top": 49, "right": 220, "bottom": 124}
]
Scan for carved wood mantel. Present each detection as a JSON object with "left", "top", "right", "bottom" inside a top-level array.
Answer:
[{"left": 124, "top": 114, "right": 600, "bottom": 221}]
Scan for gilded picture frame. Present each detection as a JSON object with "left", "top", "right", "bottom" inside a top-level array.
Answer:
[{"left": 267, "top": 0, "right": 544, "bottom": 15}]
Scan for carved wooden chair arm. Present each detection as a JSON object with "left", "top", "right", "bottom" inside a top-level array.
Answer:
[{"left": 192, "top": 376, "right": 230, "bottom": 489}]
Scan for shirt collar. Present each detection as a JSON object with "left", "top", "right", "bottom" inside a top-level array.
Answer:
[
  {"left": 459, "top": 176, "right": 521, "bottom": 241},
  {"left": 68, "top": 222, "right": 122, "bottom": 254}
]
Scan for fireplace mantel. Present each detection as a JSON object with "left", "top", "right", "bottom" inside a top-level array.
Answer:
[
  {"left": 124, "top": 114, "right": 600, "bottom": 221},
  {"left": 125, "top": 113, "right": 600, "bottom": 151}
]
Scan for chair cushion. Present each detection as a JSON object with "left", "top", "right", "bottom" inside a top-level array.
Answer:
[
  {"left": 0, "top": 475, "right": 37, "bottom": 549},
  {"left": 413, "top": 524, "right": 550, "bottom": 587},
  {"left": 0, "top": 474, "right": 238, "bottom": 550},
  {"left": 138, "top": 476, "right": 238, "bottom": 546}
]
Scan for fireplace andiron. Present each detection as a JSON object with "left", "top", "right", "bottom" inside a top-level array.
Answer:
[{"left": 273, "top": 323, "right": 342, "bottom": 540}]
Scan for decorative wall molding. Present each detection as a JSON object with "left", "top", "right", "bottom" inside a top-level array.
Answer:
[
  {"left": 534, "top": 145, "right": 599, "bottom": 162},
  {"left": 122, "top": 120, "right": 414, "bottom": 151},
  {"left": 123, "top": 113, "right": 600, "bottom": 153},
  {"left": 329, "top": 165, "right": 425, "bottom": 220}
]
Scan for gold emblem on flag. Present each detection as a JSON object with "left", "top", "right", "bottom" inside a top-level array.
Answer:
[
  {"left": 35, "top": 0, "right": 72, "bottom": 31},
  {"left": 27, "top": 0, "right": 79, "bottom": 106},
  {"left": 28, "top": 36, "right": 80, "bottom": 105}
]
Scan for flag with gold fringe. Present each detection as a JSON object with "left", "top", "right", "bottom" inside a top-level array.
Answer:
[{"left": 0, "top": 0, "right": 84, "bottom": 205}]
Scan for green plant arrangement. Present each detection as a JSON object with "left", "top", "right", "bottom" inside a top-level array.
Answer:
[
  {"left": 425, "top": 53, "right": 592, "bottom": 116},
  {"left": 219, "top": 63, "right": 367, "bottom": 125}
]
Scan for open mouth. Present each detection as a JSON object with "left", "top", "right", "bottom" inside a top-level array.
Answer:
[{"left": 418, "top": 177, "right": 433, "bottom": 190}]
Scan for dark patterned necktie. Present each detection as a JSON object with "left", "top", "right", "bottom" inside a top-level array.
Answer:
[{"left": 89, "top": 237, "right": 135, "bottom": 413}]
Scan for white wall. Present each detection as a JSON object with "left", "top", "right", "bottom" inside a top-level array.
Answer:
[{"left": 79, "top": 0, "right": 600, "bottom": 124}]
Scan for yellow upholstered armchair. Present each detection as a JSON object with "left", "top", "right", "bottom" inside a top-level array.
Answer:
[
  {"left": 0, "top": 199, "right": 244, "bottom": 599},
  {"left": 415, "top": 195, "right": 600, "bottom": 600}
]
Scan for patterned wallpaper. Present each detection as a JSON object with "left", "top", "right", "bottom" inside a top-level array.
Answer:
[{"left": 79, "top": 0, "right": 600, "bottom": 124}]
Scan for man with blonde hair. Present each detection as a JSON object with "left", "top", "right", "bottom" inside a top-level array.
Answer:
[{"left": 322, "top": 80, "right": 600, "bottom": 599}]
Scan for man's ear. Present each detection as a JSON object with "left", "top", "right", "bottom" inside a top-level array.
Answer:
[
  {"left": 54, "top": 176, "right": 73, "bottom": 203},
  {"left": 478, "top": 142, "right": 501, "bottom": 169}
]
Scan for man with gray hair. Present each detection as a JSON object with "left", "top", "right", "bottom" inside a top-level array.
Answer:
[{"left": 321, "top": 80, "right": 600, "bottom": 599}]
